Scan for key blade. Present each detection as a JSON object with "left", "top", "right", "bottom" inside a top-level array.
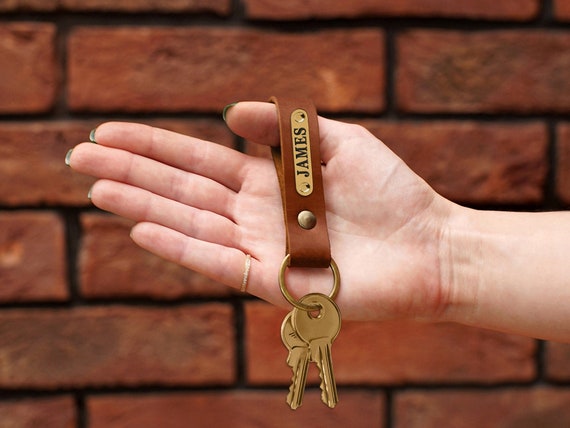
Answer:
[
  {"left": 321, "top": 344, "right": 338, "bottom": 407},
  {"left": 286, "top": 348, "right": 310, "bottom": 409},
  {"left": 281, "top": 312, "right": 311, "bottom": 410},
  {"left": 311, "top": 339, "right": 339, "bottom": 408},
  {"left": 293, "top": 294, "right": 341, "bottom": 408}
]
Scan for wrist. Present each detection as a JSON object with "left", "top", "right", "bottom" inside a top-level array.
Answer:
[{"left": 438, "top": 204, "right": 482, "bottom": 326}]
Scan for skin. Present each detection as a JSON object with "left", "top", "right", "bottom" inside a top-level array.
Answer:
[{"left": 67, "top": 101, "right": 570, "bottom": 343}]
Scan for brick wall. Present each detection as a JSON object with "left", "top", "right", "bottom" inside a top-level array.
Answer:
[{"left": 0, "top": 0, "right": 569, "bottom": 426}]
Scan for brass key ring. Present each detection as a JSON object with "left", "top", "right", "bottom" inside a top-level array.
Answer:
[{"left": 278, "top": 254, "right": 340, "bottom": 312}]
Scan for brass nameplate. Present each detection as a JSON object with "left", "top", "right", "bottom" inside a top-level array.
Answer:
[{"left": 290, "top": 108, "right": 313, "bottom": 196}]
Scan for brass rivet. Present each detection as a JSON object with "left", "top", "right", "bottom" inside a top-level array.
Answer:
[{"left": 298, "top": 210, "right": 317, "bottom": 230}]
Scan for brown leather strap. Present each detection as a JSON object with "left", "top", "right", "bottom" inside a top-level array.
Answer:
[{"left": 270, "top": 96, "right": 331, "bottom": 268}]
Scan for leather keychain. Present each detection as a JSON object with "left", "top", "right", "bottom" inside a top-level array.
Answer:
[
  {"left": 270, "top": 96, "right": 331, "bottom": 268},
  {"left": 270, "top": 96, "right": 342, "bottom": 410}
]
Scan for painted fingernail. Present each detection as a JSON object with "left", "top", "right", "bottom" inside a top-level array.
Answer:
[
  {"left": 89, "top": 128, "right": 97, "bottom": 143},
  {"left": 222, "top": 102, "right": 238, "bottom": 122},
  {"left": 65, "top": 149, "right": 73, "bottom": 166}
]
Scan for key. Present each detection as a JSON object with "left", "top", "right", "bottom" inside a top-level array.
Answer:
[
  {"left": 293, "top": 293, "right": 341, "bottom": 408},
  {"left": 281, "top": 311, "right": 311, "bottom": 410}
]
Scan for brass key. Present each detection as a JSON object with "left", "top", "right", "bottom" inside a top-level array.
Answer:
[
  {"left": 293, "top": 293, "right": 341, "bottom": 408},
  {"left": 281, "top": 311, "right": 311, "bottom": 410}
]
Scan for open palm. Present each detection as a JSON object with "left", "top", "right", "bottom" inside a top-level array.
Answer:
[{"left": 68, "top": 102, "right": 453, "bottom": 321}]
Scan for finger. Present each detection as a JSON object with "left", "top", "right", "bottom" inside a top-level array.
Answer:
[
  {"left": 70, "top": 143, "right": 236, "bottom": 219},
  {"left": 224, "top": 101, "right": 340, "bottom": 163},
  {"left": 224, "top": 101, "right": 281, "bottom": 147},
  {"left": 90, "top": 122, "right": 248, "bottom": 192},
  {"left": 90, "top": 179, "right": 239, "bottom": 249},
  {"left": 130, "top": 222, "right": 265, "bottom": 296}
]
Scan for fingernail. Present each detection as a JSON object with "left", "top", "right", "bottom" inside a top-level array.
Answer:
[
  {"left": 87, "top": 186, "right": 93, "bottom": 200},
  {"left": 222, "top": 102, "right": 238, "bottom": 122},
  {"left": 65, "top": 149, "right": 73, "bottom": 166},
  {"left": 89, "top": 128, "right": 98, "bottom": 143}
]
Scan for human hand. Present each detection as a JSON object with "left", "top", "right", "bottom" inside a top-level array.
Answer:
[{"left": 67, "top": 102, "right": 454, "bottom": 322}]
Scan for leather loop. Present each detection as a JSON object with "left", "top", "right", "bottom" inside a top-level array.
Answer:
[{"left": 270, "top": 96, "right": 331, "bottom": 268}]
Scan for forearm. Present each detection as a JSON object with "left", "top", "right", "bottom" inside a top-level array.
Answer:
[{"left": 443, "top": 206, "right": 570, "bottom": 342}]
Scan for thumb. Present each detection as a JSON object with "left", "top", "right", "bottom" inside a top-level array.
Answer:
[{"left": 223, "top": 101, "right": 280, "bottom": 147}]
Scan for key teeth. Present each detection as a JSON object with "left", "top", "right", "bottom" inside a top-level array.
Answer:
[
  {"left": 286, "top": 393, "right": 297, "bottom": 410},
  {"left": 319, "top": 381, "right": 337, "bottom": 408},
  {"left": 287, "top": 371, "right": 302, "bottom": 410},
  {"left": 287, "top": 379, "right": 297, "bottom": 409},
  {"left": 315, "top": 356, "right": 337, "bottom": 408},
  {"left": 316, "top": 364, "right": 330, "bottom": 407}
]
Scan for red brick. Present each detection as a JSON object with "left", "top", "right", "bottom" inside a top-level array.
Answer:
[
  {"left": 362, "top": 120, "right": 548, "bottom": 205},
  {"left": 397, "top": 30, "right": 570, "bottom": 114},
  {"left": 0, "top": 0, "right": 230, "bottom": 13},
  {"left": 61, "top": 0, "right": 231, "bottom": 14},
  {"left": 545, "top": 341, "right": 570, "bottom": 381},
  {"left": 88, "top": 390, "right": 384, "bottom": 427},
  {"left": 0, "top": 396, "right": 76, "bottom": 428},
  {"left": 557, "top": 123, "right": 570, "bottom": 205},
  {"left": 0, "top": 211, "right": 68, "bottom": 303},
  {"left": 0, "top": 23, "right": 58, "bottom": 114},
  {"left": 0, "top": 121, "right": 96, "bottom": 206},
  {"left": 68, "top": 27, "right": 384, "bottom": 113},
  {"left": 80, "top": 213, "right": 231, "bottom": 299},
  {"left": 245, "top": 302, "right": 536, "bottom": 385},
  {"left": 554, "top": 0, "right": 570, "bottom": 21},
  {"left": 0, "top": 305, "right": 235, "bottom": 388},
  {"left": 0, "top": 0, "right": 57, "bottom": 10},
  {"left": 244, "top": 0, "right": 539, "bottom": 21},
  {"left": 395, "top": 388, "right": 570, "bottom": 427}
]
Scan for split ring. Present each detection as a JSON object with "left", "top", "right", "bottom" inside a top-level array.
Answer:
[{"left": 278, "top": 254, "right": 340, "bottom": 311}]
